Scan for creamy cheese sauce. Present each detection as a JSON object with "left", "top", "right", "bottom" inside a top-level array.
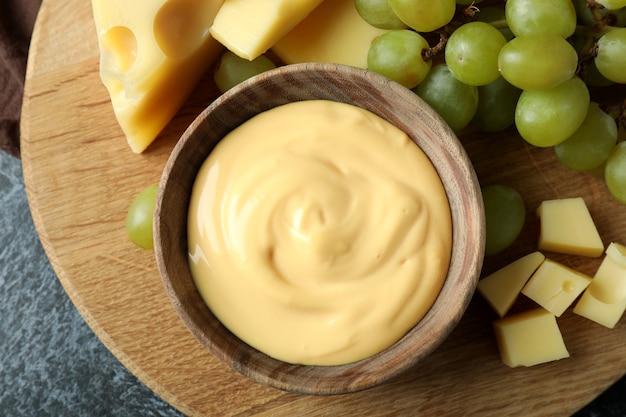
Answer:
[{"left": 187, "top": 100, "right": 452, "bottom": 365}]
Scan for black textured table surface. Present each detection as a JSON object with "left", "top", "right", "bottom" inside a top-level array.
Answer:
[{"left": 0, "top": 151, "right": 183, "bottom": 416}]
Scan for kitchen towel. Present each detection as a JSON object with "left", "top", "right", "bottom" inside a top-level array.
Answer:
[{"left": 0, "top": 0, "right": 42, "bottom": 158}]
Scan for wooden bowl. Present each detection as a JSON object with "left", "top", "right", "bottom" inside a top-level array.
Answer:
[{"left": 154, "top": 63, "right": 485, "bottom": 395}]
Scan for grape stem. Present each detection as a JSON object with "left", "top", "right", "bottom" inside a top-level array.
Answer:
[
  {"left": 586, "top": 0, "right": 608, "bottom": 30},
  {"left": 573, "top": 22, "right": 619, "bottom": 79},
  {"left": 582, "top": 0, "right": 622, "bottom": 34},
  {"left": 462, "top": 2, "right": 481, "bottom": 19},
  {"left": 576, "top": 43, "right": 598, "bottom": 76},
  {"left": 422, "top": 32, "right": 448, "bottom": 62}
]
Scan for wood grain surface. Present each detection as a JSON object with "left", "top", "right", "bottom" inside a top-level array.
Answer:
[{"left": 20, "top": 0, "right": 626, "bottom": 416}]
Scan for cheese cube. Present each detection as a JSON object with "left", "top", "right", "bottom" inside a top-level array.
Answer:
[
  {"left": 536, "top": 197, "right": 604, "bottom": 257},
  {"left": 607, "top": 241, "right": 626, "bottom": 267},
  {"left": 92, "top": 0, "right": 224, "bottom": 153},
  {"left": 573, "top": 242, "right": 626, "bottom": 328},
  {"left": 493, "top": 308, "right": 570, "bottom": 367},
  {"left": 587, "top": 242, "right": 626, "bottom": 304},
  {"left": 573, "top": 290, "right": 626, "bottom": 329},
  {"left": 272, "top": 0, "right": 389, "bottom": 69},
  {"left": 209, "top": 0, "right": 325, "bottom": 60},
  {"left": 521, "top": 259, "right": 591, "bottom": 317},
  {"left": 477, "top": 252, "right": 545, "bottom": 317}
]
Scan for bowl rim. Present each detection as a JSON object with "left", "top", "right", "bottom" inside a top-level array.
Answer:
[{"left": 154, "top": 62, "right": 485, "bottom": 395}]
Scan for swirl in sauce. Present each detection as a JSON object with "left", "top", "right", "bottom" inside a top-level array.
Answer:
[{"left": 187, "top": 100, "right": 452, "bottom": 365}]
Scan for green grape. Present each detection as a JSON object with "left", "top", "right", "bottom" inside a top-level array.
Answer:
[
  {"left": 595, "top": 28, "right": 626, "bottom": 84},
  {"left": 214, "top": 51, "right": 276, "bottom": 93},
  {"left": 605, "top": 142, "right": 626, "bottom": 204},
  {"left": 596, "top": 0, "right": 626, "bottom": 10},
  {"left": 554, "top": 102, "right": 618, "bottom": 171},
  {"left": 126, "top": 184, "right": 158, "bottom": 250},
  {"left": 354, "top": 0, "right": 407, "bottom": 29},
  {"left": 482, "top": 184, "right": 526, "bottom": 256},
  {"left": 445, "top": 21, "right": 507, "bottom": 86},
  {"left": 414, "top": 64, "right": 478, "bottom": 132},
  {"left": 498, "top": 33, "right": 578, "bottom": 91},
  {"left": 572, "top": 0, "right": 626, "bottom": 27},
  {"left": 515, "top": 76, "right": 590, "bottom": 147},
  {"left": 472, "top": 76, "right": 522, "bottom": 132},
  {"left": 505, "top": 0, "right": 576, "bottom": 38},
  {"left": 388, "top": 0, "right": 456, "bottom": 33},
  {"left": 367, "top": 30, "right": 432, "bottom": 89}
]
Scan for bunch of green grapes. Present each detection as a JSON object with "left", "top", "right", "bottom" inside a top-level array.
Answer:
[
  {"left": 361, "top": 0, "right": 626, "bottom": 204},
  {"left": 358, "top": 0, "right": 626, "bottom": 253}
]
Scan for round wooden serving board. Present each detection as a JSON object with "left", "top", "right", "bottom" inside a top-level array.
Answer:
[{"left": 21, "top": 0, "right": 626, "bottom": 416}]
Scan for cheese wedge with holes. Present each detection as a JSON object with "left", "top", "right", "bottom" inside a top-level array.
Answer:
[
  {"left": 574, "top": 290, "right": 626, "bottom": 329},
  {"left": 587, "top": 242, "right": 626, "bottom": 304},
  {"left": 272, "top": 0, "right": 389, "bottom": 69},
  {"left": 209, "top": 0, "right": 325, "bottom": 60},
  {"left": 92, "top": 0, "right": 224, "bottom": 153},
  {"left": 574, "top": 242, "right": 626, "bottom": 328}
]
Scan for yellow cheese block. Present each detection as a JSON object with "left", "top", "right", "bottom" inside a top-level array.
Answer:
[
  {"left": 271, "top": 0, "right": 389, "bottom": 69},
  {"left": 209, "top": 0, "right": 325, "bottom": 60},
  {"left": 536, "top": 197, "right": 604, "bottom": 257},
  {"left": 521, "top": 259, "right": 591, "bottom": 317},
  {"left": 587, "top": 242, "right": 626, "bottom": 304},
  {"left": 573, "top": 289, "right": 626, "bottom": 329},
  {"left": 477, "top": 252, "right": 545, "bottom": 317},
  {"left": 493, "top": 308, "right": 570, "bottom": 368},
  {"left": 92, "top": 0, "right": 224, "bottom": 153}
]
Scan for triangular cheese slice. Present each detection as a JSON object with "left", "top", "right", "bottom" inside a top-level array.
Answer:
[
  {"left": 209, "top": 0, "right": 325, "bottom": 60},
  {"left": 477, "top": 251, "right": 545, "bottom": 317}
]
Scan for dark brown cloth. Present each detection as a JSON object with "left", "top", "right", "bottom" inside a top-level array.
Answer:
[{"left": 1, "top": 0, "right": 42, "bottom": 158}]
